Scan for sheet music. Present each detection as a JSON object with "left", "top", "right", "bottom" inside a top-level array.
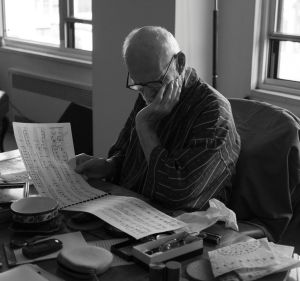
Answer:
[
  {"left": 65, "top": 195, "right": 185, "bottom": 240},
  {"left": 13, "top": 122, "right": 186, "bottom": 239},
  {"left": 208, "top": 238, "right": 278, "bottom": 277},
  {"left": 236, "top": 243, "right": 300, "bottom": 281},
  {"left": 209, "top": 238, "right": 300, "bottom": 280},
  {"left": 13, "top": 122, "right": 106, "bottom": 208}
]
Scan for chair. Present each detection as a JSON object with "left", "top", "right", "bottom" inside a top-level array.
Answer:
[
  {"left": 0, "top": 91, "right": 9, "bottom": 152},
  {"left": 228, "top": 98, "right": 300, "bottom": 247}
]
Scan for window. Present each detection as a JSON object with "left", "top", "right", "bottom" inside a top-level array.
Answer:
[
  {"left": 0, "top": 0, "right": 92, "bottom": 61},
  {"left": 256, "top": 0, "right": 300, "bottom": 96}
]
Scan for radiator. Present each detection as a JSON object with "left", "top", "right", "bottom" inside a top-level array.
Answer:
[{"left": 8, "top": 68, "right": 92, "bottom": 122}]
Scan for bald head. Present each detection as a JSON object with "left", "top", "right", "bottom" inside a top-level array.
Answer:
[{"left": 123, "top": 26, "right": 180, "bottom": 83}]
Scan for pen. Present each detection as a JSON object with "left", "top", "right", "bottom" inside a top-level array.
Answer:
[{"left": 145, "top": 233, "right": 200, "bottom": 255}]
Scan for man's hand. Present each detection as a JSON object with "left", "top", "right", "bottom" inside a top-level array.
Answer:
[
  {"left": 136, "top": 77, "right": 182, "bottom": 128},
  {"left": 135, "top": 77, "right": 182, "bottom": 162},
  {"left": 69, "top": 153, "right": 112, "bottom": 180}
]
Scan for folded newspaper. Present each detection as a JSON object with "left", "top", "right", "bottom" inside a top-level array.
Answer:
[{"left": 208, "top": 238, "right": 300, "bottom": 281}]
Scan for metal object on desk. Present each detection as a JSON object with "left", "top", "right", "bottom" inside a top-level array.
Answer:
[
  {"left": 200, "top": 231, "right": 221, "bottom": 245},
  {"left": 0, "top": 183, "right": 26, "bottom": 188},
  {"left": 10, "top": 234, "right": 52, "bottom": 249},
  {"left": 166, "top": 261, "right": 181, "bottom": 281},
  {"left": 23, "top": 181, "right": 30, "bottom": 198},
  {"left": 149, "top": 262, "right": 166, "bottom": 281}
]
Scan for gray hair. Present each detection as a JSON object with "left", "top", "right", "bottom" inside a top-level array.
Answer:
[{"left": 122, "top": 26, "right": 180, "bottom": 60}]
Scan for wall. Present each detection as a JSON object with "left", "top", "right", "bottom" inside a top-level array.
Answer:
[
  {"left": 175, "top": 0, "right": 257, "bottom": 98},
  {"left": 0, "top": 49, "right": 92, "bottom": 122},
  {"left": 217, "top": 0, "right": 257, "bottom": 99},
  {"left": 175, "top": 0, "right": 214, "bottom": 85},
  {"left": 92, "top": 0, "right": 175, "bottom": 156},
  {"left": 216, "top": 0, "right": 299, "bottom": 115}
]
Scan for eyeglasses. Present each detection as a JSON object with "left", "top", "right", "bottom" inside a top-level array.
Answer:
[{"left": 126, "top": 52, "right": 179, "bottom": 92}]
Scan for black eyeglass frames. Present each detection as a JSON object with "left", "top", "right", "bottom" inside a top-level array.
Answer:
[{"left": 126, "top": 52, "right": 180, "bottom": 92}]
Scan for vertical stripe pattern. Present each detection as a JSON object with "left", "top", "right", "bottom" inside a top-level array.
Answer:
[{"left": 108, "top": 68, "right": 241, "bottom": 210}]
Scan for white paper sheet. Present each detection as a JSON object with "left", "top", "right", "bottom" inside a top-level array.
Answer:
[
  {"left": 13, "top": 123, "right": 107, "bottom": 207},
  {"left": 236, "top": 243, "right": 300, "bottom": 281},
  {"left": 209, "top": 238, "right": 300, "bottom": 281},
  {"left": 12, "top": 122, "right": 185, "bottom": 239},
  {"left": 0, "top": 149, "right": 29, "bottom": 183},
  {"left": 175, "top": 198, "right": 238, "bottom": 234},
  {"left": 208, "top": 238, "right": 278, "bottom": 277},
  {"left": 65, "top": 195, "right": 185, "bottom": 239}
]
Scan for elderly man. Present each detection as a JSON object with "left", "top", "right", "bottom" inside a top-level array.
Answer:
[{"left": 74, "top": 26, "right": 241, "bottom": 211}]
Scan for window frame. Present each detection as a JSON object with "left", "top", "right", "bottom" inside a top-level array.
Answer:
[
  {"left": 256, "top": 0, "right": 300, "bottom": 96},
  {"left": 0, "top": 0, "right": 92, "bottom": 64}
]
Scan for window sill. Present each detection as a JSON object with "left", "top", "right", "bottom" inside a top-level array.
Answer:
[
  {"left": 250, "top": 88, "right": 300, "bottom": 116},
  {"left": 0, "top": 44, "right": 92, "bottom": 68}
]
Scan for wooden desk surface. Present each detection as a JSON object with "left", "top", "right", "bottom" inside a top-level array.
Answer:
[{"left": 0, "top": 182, "right": 292, "bottom": 281}]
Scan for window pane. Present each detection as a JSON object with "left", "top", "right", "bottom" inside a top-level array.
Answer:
[
  {"left": 278, "top": 41, "right": 300, "bottom": 82},
  {"left": 4, "top": 0, "right": 59, "bottom": 45},
  {"left": 74, "top": 23, "right": 92, "bottom": 51},
  {"left": 74, "top": 0, "right": 92, "bottom": 20},
  {"left": 277, "top": 0, "right": 300, "bottom": 35}
]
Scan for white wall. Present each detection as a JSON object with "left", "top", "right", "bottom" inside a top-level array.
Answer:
[
  {"left": 92, "top": 0, "right": 175, "bottom": 156},
  {"left": 175, "top": 0, "right": 257, "bottom": 98},
  {"left": 217, "top": 0, "right": 256, "bottom": 98},
  {"left": 175, "top": 0, "right": 214, "bottom": 85}
]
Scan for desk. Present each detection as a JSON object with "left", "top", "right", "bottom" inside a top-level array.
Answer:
[{"left": 0, "top": 184, "right": 292, "bottom": 281}]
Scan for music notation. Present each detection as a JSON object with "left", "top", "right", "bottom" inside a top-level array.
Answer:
[{"left": 12, "top": 122, "right": 185, "bottom": 239}]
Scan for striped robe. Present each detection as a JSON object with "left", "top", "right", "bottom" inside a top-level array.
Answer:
[{"left": 108, "top": 68, "right": 241, "bottom": 211}]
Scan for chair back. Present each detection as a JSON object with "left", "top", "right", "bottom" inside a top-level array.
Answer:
[{"left": 228, "top": 98, "right": 300, "bottom": 242}]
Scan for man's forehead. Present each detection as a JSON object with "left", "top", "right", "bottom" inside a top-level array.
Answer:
[
  {"left": 126, "top": 53, "right": 164, "bottom": 82},
  {"left": 126, "top": 47, "right": 171, "bottom": 82}
]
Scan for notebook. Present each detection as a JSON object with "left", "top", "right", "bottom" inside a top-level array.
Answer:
[{"left": 12, "top": 122, "right": 185, "bottom": 239}]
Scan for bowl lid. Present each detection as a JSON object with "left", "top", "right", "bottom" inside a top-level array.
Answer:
[{"left": 10, "top": 197, "right": 58, "bottom": 216}]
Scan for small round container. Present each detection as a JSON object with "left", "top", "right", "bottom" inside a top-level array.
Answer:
[{"left": 10, "top": 197, "right": 59, "bottom": 224}]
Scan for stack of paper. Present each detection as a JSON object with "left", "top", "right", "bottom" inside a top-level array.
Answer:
[
  {"left": 208, "top": 238, "right": 300, "bottom": 281},
  {"left": 0, "top": 149, "right": 28, "bottom": 183}
]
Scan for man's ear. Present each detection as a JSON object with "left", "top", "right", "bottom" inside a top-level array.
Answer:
[{"left": 176, "top": 51, "right": 186, "bottom": 75}]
